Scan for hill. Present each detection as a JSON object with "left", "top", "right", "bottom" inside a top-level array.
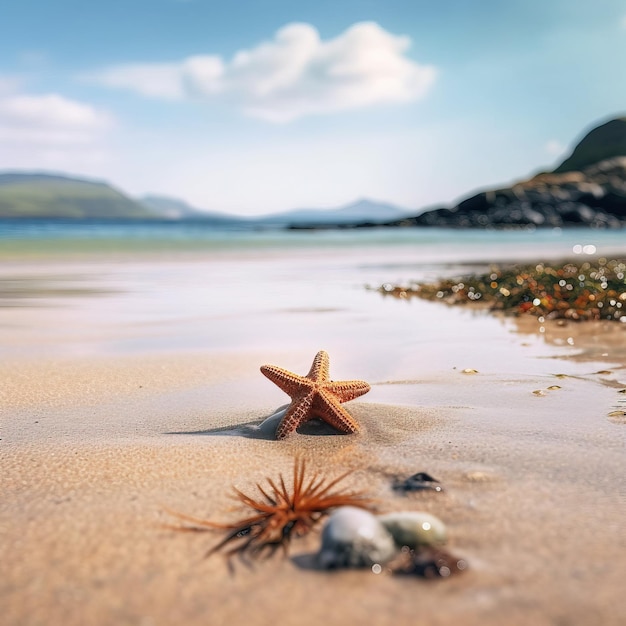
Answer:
[
  {"left": 139, "top": 195, "right": 243, "bottom": 222},
  {"left": 0, "top": 173, "right": 156, "bottom": 219},
  {"left": 553, "top": 117, "right": 626, "bottom": 173},
  {"left": 372, "top": 115, "right": 626, "bottom": 230},
  {"left": 260, "top": 198, "right": 410, "bottom": 226}
]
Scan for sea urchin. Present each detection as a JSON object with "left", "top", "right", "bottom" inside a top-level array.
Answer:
[{"left": 167, "top": 458, "right": 373, "bottom": 562}]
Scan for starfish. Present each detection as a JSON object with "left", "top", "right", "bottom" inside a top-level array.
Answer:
[{"left": 260, "top": 350, "right": 370, "bottom": 440}]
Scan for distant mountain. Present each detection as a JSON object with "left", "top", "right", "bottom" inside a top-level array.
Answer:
[
  {"left": 0, "top": 172, "right": 411, "bottom": 226},
  {"left": 258, "top": 198, "right": 411, "bottom": 226},
  {"left": 140, "top": 195, "right": 244, "bottom": 222},
  {"left": 10, "top": 114, "right": 625, "bottom": 230},
  {"left": 0, "top": 172, "right": 155, "bottom": 219}
]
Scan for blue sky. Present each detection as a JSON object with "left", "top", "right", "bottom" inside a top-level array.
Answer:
[{"left": 0, "top": 0, "right": 625, "bottom": 215}]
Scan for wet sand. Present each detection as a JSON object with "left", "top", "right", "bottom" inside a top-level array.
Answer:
[
  {"left": 2, "top": 246, "right": 626, "bottom": 625},
  {"left": 2, "top": 340, "right": 626, "bottom": 626}
]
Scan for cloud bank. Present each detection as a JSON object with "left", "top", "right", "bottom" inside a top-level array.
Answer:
[
  {"left": 0, "top": 89, "right": 112, "bottom": 145},
  {"left": 0, "top": 77, "right": 114, "bottom": 172},
  {"left": 89, "top": 22, "right": 436, "bottom": 122}
]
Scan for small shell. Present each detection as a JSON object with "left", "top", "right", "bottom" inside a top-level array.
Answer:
[
  {"left": 379, "top": 511, "right": 447, "bottom": 549},
  {"left": 317, "top": 506, "right": 396, "bottom": 569}
]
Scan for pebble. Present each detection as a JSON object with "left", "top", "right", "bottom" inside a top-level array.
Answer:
[
  {"left": 379, "top": 511, "right": 447, "bottom": 549},
  {"left": 317, "top": 506, "right": 396, "bottom": 569},
  {"left": 392, "top": 472, "right": 443, "bottom": 493}
]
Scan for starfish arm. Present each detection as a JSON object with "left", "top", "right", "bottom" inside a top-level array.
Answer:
[
  {"left": 306, "top": 350, "right": 330, "bottom": 382},
  {"left": 326, "top": 380, "right": 371, "bottom": 402},
  {"left": 260, "top": 365, "right": 308, "bottom": 397},
  {"left": 314, "top": 390, "right": 360, "bottom": 434},
  {"left": 276, "top": 392, "right": 315, "bottom": 440}
]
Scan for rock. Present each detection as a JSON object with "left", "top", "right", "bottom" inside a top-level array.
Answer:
[
  {"left": 353, "top": 120, "right": 626, "bottom": 230},
  {"left": 284, "top": 117, "right": 626, "bottom": 231},
  {"left": 317, "top": 507, "right": 397, "bottom": 569},
  {"left": 392, "top": 547, "right": 468, "bottom": 578},
  {"left": 392, "top": 472, "right": 443, "bottom": 493},
  {"left": 379, "top": 511, "right": 447, "bottom": 549},
  {"left": 403, "top": 155, "right": 626, "bottom": 229}
]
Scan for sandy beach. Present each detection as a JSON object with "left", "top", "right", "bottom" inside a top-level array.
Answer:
[{"left": 2, "top": 233, "right": 626, "bottom": 626}]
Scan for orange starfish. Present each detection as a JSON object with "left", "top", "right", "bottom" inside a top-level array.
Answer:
[{"left": 260, "top": 350, "right": 370, "bottom": 440}]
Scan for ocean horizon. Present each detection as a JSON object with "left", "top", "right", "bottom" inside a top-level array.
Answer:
[{"left": 2, "top": 218, "right": 626, "bottom": 260}]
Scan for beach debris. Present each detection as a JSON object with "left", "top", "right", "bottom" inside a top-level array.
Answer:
[
  {"left": 392, "top": 472, "right": 443, "bottom": 493},
  {"left": 607, "top": 410, "right": 626, "bottom": 424},
  {"left": 392, "top": 547, "right": 468, "bottom": 579},
  {"left": 377, "top": 259, "right": 626, "bottom": 322},
  {"left": 461, "top": 368, "right": 479, "bottom": 374},
  {"left": 379, "top": 511, "right": 447, "bottom": 549},
  {"left": 167, "top": 459, "right": 373, "bottom": 561},
  {"left": 316, "top": 508, "right": 466, "bottom": 580},
  {"left": 316, "top": 506, "right": 396, "bottom": 569},
  {"left": 534, "top": 384, "right": 564, "bottom": 396},
  {"left": 167, "top": 459, "right": 468, "bottom": 580},
  {"left": 260, "top": 350, "right": 370, "bottom": 439},
  {"left": 618, "top": 389, "right": 626, "bottom": 394}
]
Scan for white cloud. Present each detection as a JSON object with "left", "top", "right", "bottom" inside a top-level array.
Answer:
[
  {"left": 0, "top": 92, "right": 113, "bottom": 145},
  {"left": 0, "top": 81, "right": 115, "bottom": 174},
  {"left": 88, "top": 21, "right": 436, "bottom": 122}
]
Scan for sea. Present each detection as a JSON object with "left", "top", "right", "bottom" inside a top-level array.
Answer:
[
  {"left": 2, "top": 219, "right": 626, "bottom": 260},
  {"left": 2, "top": 220, "right": 626, "bottom": 380}
]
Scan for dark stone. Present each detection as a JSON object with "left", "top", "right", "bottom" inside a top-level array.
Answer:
[
  {"left": 392, "top": 547, "right": 468, "bottom": 579},
  {"left": 392, "top": 472, "right": 443, "bottom": 493},
  {"left": 380, "top": 155, "right": 626, "bottom": 230}
]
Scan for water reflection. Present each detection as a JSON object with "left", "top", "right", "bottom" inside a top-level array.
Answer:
[
  {"left": 511, "top": 314, "right": 626, "bottom": 364},
  {"left": 0, "top": 274, "right": 118, "bottom": 307}
]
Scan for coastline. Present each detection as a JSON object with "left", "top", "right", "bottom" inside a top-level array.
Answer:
[{"left": 2, "top": 234, "right": 626, "bottom": 625}]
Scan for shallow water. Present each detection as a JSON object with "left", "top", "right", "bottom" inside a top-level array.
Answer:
[
  {"left": 2, "top": 224, "right": 626, "bottom": 367},
  {"left": 2, "top": 219, "right": 626, "bottom": 258}
]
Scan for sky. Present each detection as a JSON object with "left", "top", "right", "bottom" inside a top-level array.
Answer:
[{"left": 0, "top": 0, "right": 625, "bottom": 216}]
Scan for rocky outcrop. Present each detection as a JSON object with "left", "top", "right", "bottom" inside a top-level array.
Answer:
[
  {"left": 391, "top": 157, "right": 626, "bottom": 229},
  {"left": 291, "top": 116, "right": 626, "bottom": 231}
]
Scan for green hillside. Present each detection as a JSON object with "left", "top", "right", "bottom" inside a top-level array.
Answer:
[
  {"left": 554, "top": 117, "right": 626, "bottom": 173},
  {"left": 0, "top": 173, "right": 156, "bottom": 219}
]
